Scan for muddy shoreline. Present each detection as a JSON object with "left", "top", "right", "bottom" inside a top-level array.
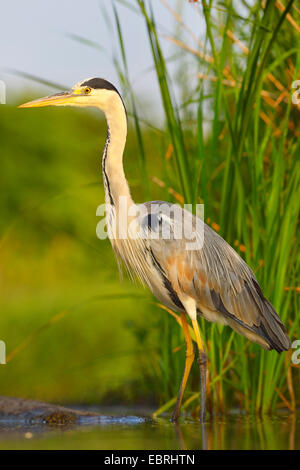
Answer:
[{"left": 0, "top": 396, "right": 100, "bottom": 425}]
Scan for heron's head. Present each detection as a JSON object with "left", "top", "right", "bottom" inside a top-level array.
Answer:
[{"left": 19, "top": 78, "right": 122, "bottom": 112}]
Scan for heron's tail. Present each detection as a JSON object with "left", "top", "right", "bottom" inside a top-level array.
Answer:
[
  {"left": 225, "top": 280, "right": 291, "bottom": 353},
  {"left": 252, "top": 281, "right": 291, "bottom": 353}
]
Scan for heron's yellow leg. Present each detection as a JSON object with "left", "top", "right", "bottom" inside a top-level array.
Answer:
[
  {"left": 171, "top": 313, "right": 195, "bottom": 422},
  {"left": 192, "top": 319, "right": 205, "bottom": 352},
  {"left": 192, "top": 318, "right": 207, "bottom": 422}
]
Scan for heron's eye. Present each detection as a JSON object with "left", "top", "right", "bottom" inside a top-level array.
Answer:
[{"left": 83, "top": 87, "right": 91, "bottom": 95}]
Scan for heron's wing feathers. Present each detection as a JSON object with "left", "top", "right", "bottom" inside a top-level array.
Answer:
[{"left": 142, "top": 202, "right": 290, "bottom": 352}]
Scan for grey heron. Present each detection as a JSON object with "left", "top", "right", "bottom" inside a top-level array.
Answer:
[{"left": 20, "top": 78, "right": 291, "bottom": 421}]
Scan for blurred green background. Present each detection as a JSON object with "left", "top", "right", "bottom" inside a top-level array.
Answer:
[{"left": 0, "top": 102, "right": 171, "bottom": 405}]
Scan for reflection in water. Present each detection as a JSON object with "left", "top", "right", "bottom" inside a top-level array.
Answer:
[
  {"left": 289, "top": 413, "right": 296, "bottom": 450},
  {"left": 173, "top": 422, "right": 188, "bottom": 450},
  {"left": 173, "top": 421, "right": 208, "bottom": 451},
  {"left": 0, "top": 411, "right": 298, "bottom": 450}
]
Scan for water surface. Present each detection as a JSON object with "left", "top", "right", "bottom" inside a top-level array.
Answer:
[{"left": 0, "top": 407, "right": 298, "bottom": 450}]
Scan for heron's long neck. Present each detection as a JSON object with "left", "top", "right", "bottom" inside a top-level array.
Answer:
[{"left": 102, "top": 95, "right": 133, "bottom": 209}]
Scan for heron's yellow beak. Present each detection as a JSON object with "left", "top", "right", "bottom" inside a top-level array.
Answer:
[{"left": 19, "top": 91, "right": 75, "bottom": 108}]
